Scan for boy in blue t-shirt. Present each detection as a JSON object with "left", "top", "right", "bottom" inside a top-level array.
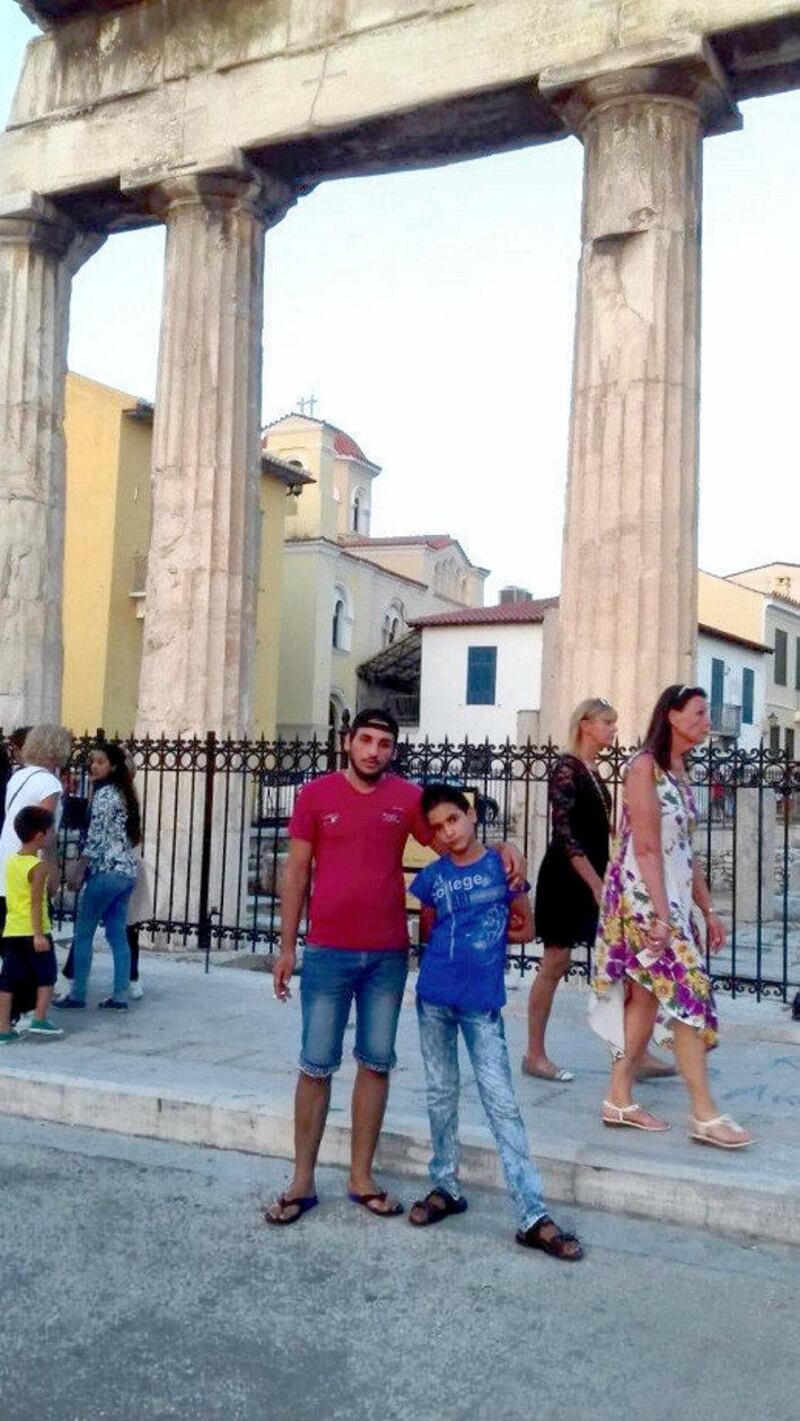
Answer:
[{"left": 409, "top": 785, "right": 583, "bottom": 1261}]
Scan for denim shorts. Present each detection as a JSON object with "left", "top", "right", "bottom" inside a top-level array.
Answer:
[{"left": 299, "top": 946, "right": 409, "bottom": 1078}]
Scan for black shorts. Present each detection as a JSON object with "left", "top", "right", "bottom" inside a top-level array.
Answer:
[{"left": 0, "top": 935, "right": 58, "bottom": 993}]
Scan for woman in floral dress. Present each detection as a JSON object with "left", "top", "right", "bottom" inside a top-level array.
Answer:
[{"left": 589, "top": 685, "right": 754, "bottom": 1150}]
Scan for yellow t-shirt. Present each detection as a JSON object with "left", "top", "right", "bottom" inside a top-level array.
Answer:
[{"left": 3, "top": 854, "right": 51, "bottom": 938}]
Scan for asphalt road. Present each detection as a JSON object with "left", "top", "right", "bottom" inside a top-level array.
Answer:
[{"left": 0, "top": 1116, "right": 796, "bottom": 1421}]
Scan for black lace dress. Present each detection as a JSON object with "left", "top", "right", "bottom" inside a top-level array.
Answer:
[{"left": 534, "top": 754, "right": 612, "bottom": 949}]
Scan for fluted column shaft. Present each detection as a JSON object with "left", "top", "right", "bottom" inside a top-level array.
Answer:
[
  {"left": 137, "top": 170, "right": 291, "bottom": 738},
  {"left": 0, "top": 196, "right": 101, "bottom": 727},
  {"left": 554, "top": 94, "right": 702, "bottom": 745}
]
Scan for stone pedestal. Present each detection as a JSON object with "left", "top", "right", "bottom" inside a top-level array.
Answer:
[
  {"left": 0, "top": 193, "right": 103, "bottom": 728},
  {"left": 541, "top": 44, "right": 739, "bottom": 746},
  {"left": 134, "top": 162, "right": 294, "bottom": 740}
]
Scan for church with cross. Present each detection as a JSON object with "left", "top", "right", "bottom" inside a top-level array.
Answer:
[{"left": 263, "top": 411, "right": 488, "bottom": 739}]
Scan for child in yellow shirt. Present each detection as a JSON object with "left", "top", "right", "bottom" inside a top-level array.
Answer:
[{"left": 0, "top": 806, "right": 62, "bottom": 1042}]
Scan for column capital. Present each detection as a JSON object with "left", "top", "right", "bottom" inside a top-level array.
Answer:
[
  {"left": 540, "top": 35, "right": 741, "bottom": 138},
  {"left": 0, "top": 190, "right": 75, "bottom": 257},
  {"left": 121, "top": 151, "right": 296, "bottom": 228},
  {"left": 0, "top": 190, "right": 105, "bottom": 272}
]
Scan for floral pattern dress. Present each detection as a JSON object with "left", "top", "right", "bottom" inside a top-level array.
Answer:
[{"left": 588, "top": 753, "right": 718, "bottom": 1053}]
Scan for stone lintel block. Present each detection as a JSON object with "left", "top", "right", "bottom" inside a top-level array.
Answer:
[
  {"left": 540, "top": 34, "right": 742, "bottom": 138},
  {"left": 120, "top": 150, "right": 296, "bottom": 226}
]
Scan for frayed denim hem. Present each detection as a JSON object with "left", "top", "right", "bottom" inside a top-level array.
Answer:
[
  {"left": 520, "top": 1208, "right": 549, "bottom": 1234},
  {"left": 298, "top": 1058, "right": 339, "bottom": 1079},
  {"left": 353, "top": 1049, "right": 396, "bottom": 1075}
]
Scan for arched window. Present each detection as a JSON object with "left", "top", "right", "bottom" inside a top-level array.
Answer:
[
  {"left": 382, "top": 601, "right": 404, "bottom": 648},
  {"left": 351, "top": 486, "right": 368, "bottom": 535},
  {"left": 332, "top": 584, "right": 353, "bottom": 650}
]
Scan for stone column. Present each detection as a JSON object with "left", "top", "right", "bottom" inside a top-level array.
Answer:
[
  {"left": 0, "top": 193, "right": 103, "bottom": 728},
  {"left": 134, "top": 162, "right": 294, "bottom": 738},
  {"left": 125, "top": 160, "right": 294, "bottom": 946},
  {"left": 541, "top": 43, "right": 739, "bottom": 746}
]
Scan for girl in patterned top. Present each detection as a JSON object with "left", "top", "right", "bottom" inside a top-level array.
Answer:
[
  {"left": 55, "top": 744, "right": 141, "bottom": 1012},
  {"left": 589, "top": 686, "right": 754, "bottom": 1150}
]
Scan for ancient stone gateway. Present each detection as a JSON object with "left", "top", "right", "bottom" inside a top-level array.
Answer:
[{"left": 2, "top": 1, "right": 800, "bottom": 742}]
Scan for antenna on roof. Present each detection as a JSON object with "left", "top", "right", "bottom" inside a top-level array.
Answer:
[{"left": 297, "top": 393, "right": 318, "bottom": 417}]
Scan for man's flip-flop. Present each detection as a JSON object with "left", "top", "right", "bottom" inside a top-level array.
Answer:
[
  {"left": 263, "top": 1192, "right": 319, "bottom": 1226},
  {"left": 409, "top": 1188, "right": 468, "bottom": 1227},
  {"left": 348, "top": 1189, "right": 404, "bottom": 1217}
]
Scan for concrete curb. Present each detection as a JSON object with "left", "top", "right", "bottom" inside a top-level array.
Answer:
[{"left": 2, "top": 1065, "right": 798, "bottom": 1247}]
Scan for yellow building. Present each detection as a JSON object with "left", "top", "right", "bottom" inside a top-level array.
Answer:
[{"left": 62, "top": 373, "right": 308, "bottom": 736}]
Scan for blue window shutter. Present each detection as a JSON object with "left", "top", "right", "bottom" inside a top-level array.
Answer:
[
  {"left": 775, "top": 629, "right": 788, "bottom": 686},
  {"left": 466, "top": 646, "right": 497, "bottom": 705},
  {"left": 741, "top": 668, "right": 754, "bottom": 725},
  {"left": 710, "top": 658, "right": 724, "bottom": 710}
]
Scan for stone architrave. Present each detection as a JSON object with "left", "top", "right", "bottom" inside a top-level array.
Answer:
[
  {"left": 130, "top": 158, "right": 295, "bottom": 740},
  {"left": 0, "top": 193, "right": 103, "bottom": 728},
  {"left": 541, "top": 42, "right": 740, "bottom": 746}
]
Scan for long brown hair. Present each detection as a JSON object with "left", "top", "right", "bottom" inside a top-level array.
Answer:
[
  {"left": 643, "top": 684, "right": 707, "bottom": 770},
  {"left": 94, "top": 742, "right": 142, "bottom": 846}
]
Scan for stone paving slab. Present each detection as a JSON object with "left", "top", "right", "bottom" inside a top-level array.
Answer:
[{"left": 1, "top": 947, "right": 799, "bottom": 1245}]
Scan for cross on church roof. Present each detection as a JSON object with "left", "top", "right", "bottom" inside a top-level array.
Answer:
[{"left": 297, "top": 393, "right": 317, "bottom": 417}]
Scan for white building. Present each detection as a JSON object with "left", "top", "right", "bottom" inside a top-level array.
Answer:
[
  {"left": 411, "top": 598, "right": 557, "bottom": 743},
  {"left": 725, "top": 563, "right": 800, "bottom": 757},
  {"left": 410, "top": 592, "right": 771, "bottom": 749}
]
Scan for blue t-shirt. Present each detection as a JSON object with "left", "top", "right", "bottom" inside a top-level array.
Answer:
[{"left": 411, "top": 849, "right": 523, "bottom": 1013}]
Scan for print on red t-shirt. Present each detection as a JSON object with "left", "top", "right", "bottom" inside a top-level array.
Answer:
[{"left": 288, "top": 773, "right": 431, "bottom": 950}]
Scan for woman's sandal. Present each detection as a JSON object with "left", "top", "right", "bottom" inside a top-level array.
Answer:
[
  {"left": 516, "top": 1215, "right": 584, "bottom": 1262},
  {"left": 689, "top": 1114, "right": 754, "bottom": 1150},
  {"left": 521, "top": 1058, "right": 574, "bottom": 1083},
  {"left": 408, "top": 1188, "right": 469, "bottom": 1227},
  {"left": 262, "top": 1193, "right": 319, "bottom": 1226},
  {"left": 601, "top": 1101, "right": 670, "bottom": 1132}
]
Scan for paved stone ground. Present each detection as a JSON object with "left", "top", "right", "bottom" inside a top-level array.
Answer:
[
  {"left": 0, "top": 1116, "right": 797, "bottom": 1421},
  {"left": 1, "top": 946, "right": 799, "bottom": 1245}
]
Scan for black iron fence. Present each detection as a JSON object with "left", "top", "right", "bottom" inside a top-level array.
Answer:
[{"left": 6, "top": 732, "right": 800, "bottom": 1002}]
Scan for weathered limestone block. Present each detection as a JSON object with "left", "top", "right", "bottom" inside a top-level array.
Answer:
[
  {"left": 542, "top": 46, "right": 740, "bottom": 744},
  {"left": 133, "top": 159, "right": 294, "bottom": 739},
  {"left": 0, "top": 193, "right": 103, "bottom": 727}
]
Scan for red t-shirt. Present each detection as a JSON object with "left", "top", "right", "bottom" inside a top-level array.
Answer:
[{"left": 289, "top": 772, "right": 431, "bottom": 950}]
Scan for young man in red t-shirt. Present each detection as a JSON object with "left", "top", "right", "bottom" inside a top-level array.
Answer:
[{"left": 264, "top": 708, "right": 523, "bottom": 1225}]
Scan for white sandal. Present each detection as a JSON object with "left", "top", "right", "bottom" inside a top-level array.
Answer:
[
  {"left": 689, "top": 1114, "right": 754, "bottom": 1150},
  {"left": 601, "top": 1101, "right": 670, "bottom": 1132}
]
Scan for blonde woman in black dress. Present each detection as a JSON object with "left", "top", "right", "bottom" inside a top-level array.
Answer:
[{"left": 522, "top": 699, "right": 617, "bottom": 1082}]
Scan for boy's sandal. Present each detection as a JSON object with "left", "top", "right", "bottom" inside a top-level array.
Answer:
[
  {"left": 263, "top": 1193, "right": 319, "bottom": 1226},
  {"left": 408, "top": 1189, "right": 469, "bottom": 1227},
  {"left": 601, "top": 1101, "right": 670, "bottom": 1132},
  {"left": 689, "top": 1114, "right": 754, "bottom": 1150},
  {"left": 348, "top": 1189, "right": 404, "bottom": 1217},
  {"left": 516, "top": 1216, "right": 584, "bottom": 1262}
]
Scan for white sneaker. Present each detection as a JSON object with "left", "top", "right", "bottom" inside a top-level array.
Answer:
[
  {"left": 15, "top": 1012, "right": 34, "bottom": 1033},
  {"left": 129, "top": 981, "right": 144, "bottom": 1001}
]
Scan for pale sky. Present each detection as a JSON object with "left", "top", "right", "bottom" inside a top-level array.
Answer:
[{"left": 2, "top": 8, "right": 799, "bottom": 601}]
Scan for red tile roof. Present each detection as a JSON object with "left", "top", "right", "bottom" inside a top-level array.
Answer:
[{"left": 410, "top": 598, "right": 559, "bottom": 629}]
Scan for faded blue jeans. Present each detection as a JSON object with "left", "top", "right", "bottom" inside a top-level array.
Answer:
[
  {"left": 416, "top": 998, "right": 547, "bottom": 1232},
  {"left": 71, "top": 871, "right": 135, "bottom": 1003}
]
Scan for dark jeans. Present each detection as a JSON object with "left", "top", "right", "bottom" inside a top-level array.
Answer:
[{"left": 63, "top": 924, "right": 140, "bottom": 983}]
